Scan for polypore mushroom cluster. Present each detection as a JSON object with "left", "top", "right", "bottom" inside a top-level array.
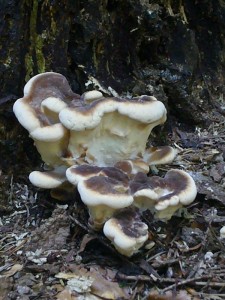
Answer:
[{"left": 13, "top": 72, "right": 197, "bottom": 256}]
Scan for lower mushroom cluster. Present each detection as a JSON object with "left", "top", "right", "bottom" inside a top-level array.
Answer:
[
  {"left": 66, "top": 165, "right": 197, "bottom": 256},
  {"left": 13, "top": 72, "right": 197, "bottom": 256}
]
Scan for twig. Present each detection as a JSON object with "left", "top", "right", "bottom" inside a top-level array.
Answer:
[
  {"left": 8, "top": 175, "right": 14, "bottom": 204},
  {"left": 151, "top": 258, "right": 180, "bottom": 268},
  {"left": 116, "top": 273, "right": 214, "bottom": 291},
  {"left": 69, "top": 215, "right": 89, "bottom": 232},
  {"left": 116, "top": 273, "right": 152, "bottom": 282},
  {"left": 139, "top": 259, "right": 161, "bottom": 279},
  {"left": 7, "top": 237, "right": 29, "bottom": 256},
  {"left": 160, "top": 275, "right": 212, "bottom": 293},
  {"left": 195, "top": 281, "right": 225, "bottom": 287},
  {"left": 24, "top": 203, "right": 30, "bottom": 226},
  {"left": 198, "top": 293, "right": 225, "bottom": 297},
  {"left": 146, "top": 251, "right": 166, "bottom": 262}
]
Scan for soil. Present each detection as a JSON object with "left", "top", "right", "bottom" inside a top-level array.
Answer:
[{"left": 1, "top": 111, "right": 225, "bottom": 300}]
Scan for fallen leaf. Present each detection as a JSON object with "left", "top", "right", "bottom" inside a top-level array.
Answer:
[
  {"left": 1, "top": 264, "right": 23, "bottom": 278},
  {"left": 55, "top": 266, "right": 130, "bottom": 299},
  {"left": 67, "top": 276, "right": 93, "bottom": 293},
  {"left": 56, "top": 287, "right": 74, "bottom": 300},
  {"left": 90, "top": 267, "right": 130, "bottom": 299}
]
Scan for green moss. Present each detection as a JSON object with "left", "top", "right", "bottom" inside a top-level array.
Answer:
[
  {"left": 25, "top": 53, "right": 34, "bottom": 82},
  {"left": 50, "top": 9, "right": 57, "bottom": 35},
  {"left": 36, "top": 35, "right": 46, "bottom": 73},
  {"left": 25, "top": 0, "right": 46, "bottom": 81}
]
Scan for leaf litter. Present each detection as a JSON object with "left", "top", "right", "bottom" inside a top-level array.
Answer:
[{"left": 1, "top": 120, "right": 225, "bottom": 299}]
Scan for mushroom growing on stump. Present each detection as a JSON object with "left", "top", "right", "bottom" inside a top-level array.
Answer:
[
  {"left": 114, "top": 146, "right": 178, "bottom": 175},
  {"left": 66, "top": 165, "right": 133, "bottom": 229},
  {"left": 29, "top": 166, "right": 68, "bottom": 189},
  {"left": 13, "top": 72, "right": 177, "bottom": 181},
  {"left": 114, "top": 159, "right": 150, "bottom": 175},
  {"left": 13, "top": 72, "right": 80, "bottom": 167},
  {"left": 144, "top": 146, "right": 178, "bottom": 173},
  {"left": 28, "top": 166, "right": 76, "bottom": 201},
  {"left": 130, "top": 169, "right": 197, "bottom": 220},
  {"left": 59, "top": 94, "right": 170, "bottom": 167},
  {"left": 103, "top": 207, "right": 149, "bottom": 257},
  {"left": 13, "top": 72, "right": 197, "bottom": 256}
]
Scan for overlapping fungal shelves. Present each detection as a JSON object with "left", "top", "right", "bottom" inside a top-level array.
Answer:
[{"left": 13, "top": 72, "right": 197, "bottom": 256}]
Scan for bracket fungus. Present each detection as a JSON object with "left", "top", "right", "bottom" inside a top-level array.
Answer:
[
  {"left": 13, "top": 72, "right": 80, "bottom": 167},
  {"left": 13, "top": 72, "right": 197, "bottom": 256},
  {"left": 59, "top": 94, "right": 168, "bottom": 167},
  {"left": 130, "top": 169, "right": 197, "bottom": 220},
  {"left": 103, "top": 207, "right": 149, "bottom": 257},
  {"left": 29, "top": 166, "right": 68, "bottom": 189},
  {"left": 13, "top": 72, "right": 176, "bottom": 173},
  {"left": 66, "top": 165, "right": 132, "bottom": 229}
]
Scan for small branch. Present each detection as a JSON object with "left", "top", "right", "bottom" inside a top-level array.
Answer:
[
  {"left": 116, "top": 273, "right": 152, "bottom": 282},
  {"left": 69, "top": 215, "right": 89, "bottom": 232},
  {"left": 160, "top": 275, "right": 212, "bottom": 293},
  {"left": 195, "top": 281, "right": 225, "bottom": 288},
  {"left": 116, "top": 273, "right": 215, "bottom": 291}
]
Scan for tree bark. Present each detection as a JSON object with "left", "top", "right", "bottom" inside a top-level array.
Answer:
[
  {"left": 1, "top": 0, "right": 225, "bottom": 119},
  {"left": 0, "top": 0, "right": 225, "bottom": 173}
]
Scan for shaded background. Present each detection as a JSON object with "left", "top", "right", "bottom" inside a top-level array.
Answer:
[{"left": 0, "top": 0, "right": 225, "bottom": 175}]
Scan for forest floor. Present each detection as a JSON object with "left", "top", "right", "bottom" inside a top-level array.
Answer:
[{"left": 1, "top": 118, "right": 225, "bottom": 300}]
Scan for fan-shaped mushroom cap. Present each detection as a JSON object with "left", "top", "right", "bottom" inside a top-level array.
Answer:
[
  {"left": 103, "top": 207, "right": 148, "bottom": 256},
  {"left": 66, "top": 164, "right": 129, "bottom": 186},
  {"left": 130, "top": 169, "right": 197, "bottom": 220},
  {"left": 114, "top": 159, "right": 150, "bottom": 175},
  {"left": 29, "top": 166, "right": 67, "bottom": 189},
  {"left": 13, "top": 72, "right": 79, "bottom": 166},
  {"left": 14, "top": 72, "right": 173, "bottom": 169},
  {"left": 68, "top": 165, "right": 132, "bottom": 229},
  {"left": 59, "top": 95, "right": 167, "bottom": 166},
  {"left": 144, "top": 146, "right": 178, "bottom": 166},
  {"left": 81, "top": 90, "right": 103, "bottom": 102}
]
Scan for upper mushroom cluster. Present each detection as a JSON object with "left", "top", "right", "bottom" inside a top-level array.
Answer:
[{"left": 13, "top": 72, "right": 197, "bottom": 256}]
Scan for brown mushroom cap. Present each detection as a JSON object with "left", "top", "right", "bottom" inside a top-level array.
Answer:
[
  {"left": 130, "top": 169, "right": 197, "bottom": 220},
  {"left": 114, "top": 159, "right": 150, "bottom": 175},
  {"left": 144, "top": 146, "right": 178, "bottom": 166},
  {"left": 81, "top": 90, "right": 103, "bottom": 102},
  {"left": 68, "top": 166, "right": 132, "bottom": 229},
  {"left": 29, "top": 166, "right": 67, "bottom": 189},
  {"left": 66, "top": 164, "right": 129, "bottom": 186},
  {"left": 103, "top": 207, "right": 149, "bottom": 256},
  {"left": 13, "top": 72, "right": 80, "bottom": 166},
  {"left": 14, "top": 73, "right": 175, "bottom": 170},
  {"left": 59, "top": 95, "right": 167, "bottom": 166}
]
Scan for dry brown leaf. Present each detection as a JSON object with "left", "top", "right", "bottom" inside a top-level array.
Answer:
[
  {"left": 78, "top": 234, "right": 97, "bottom": 253},
  {"left": 1, "top": 264, "right": 23, "bottom": 278},
  {"left": 89, "top": 267, "right": 130, "bottom": 299},
  {"left": 56, "top": 287, "right": 75, "bottom": 300},
  {"left": 55, "top": 266, "right": 130, "bottom": 300},
  {"left": 56, "top": 272, "right": 81, "bottom": 280}
]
